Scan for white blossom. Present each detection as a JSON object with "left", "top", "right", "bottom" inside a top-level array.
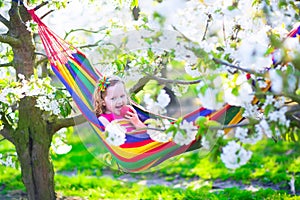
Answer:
[
  {"left": 217, "top": 130, "right": 225, "bottom": 137},
  {"left": 147, "top": 119, "right": 172, "bottom": 143},
  {"left": 144, "top": 89, "right": 170, "bottom": 115},
  {"left": 51, "top": 128, "right": 72, "bottom": 154},
  {"left": 201, "top": 136, "right": 210, "bottom": 150},
  {"left": 283, "top": 37, "right": 300, "bottom": 60},
  {"left": 18, "top": 73, "right": 25, "bottom": 80},
  {"left": 224, "top": 78, "right": 254, "bottom": 107},
  {"left": 235, "top": 127, "right": 262, "bottom": 144},
  {"left": 52, "top": 137, "right": 72, "bottom": 155},
  {"left": 257, "top": 79, "right": 268, "bottom": 88},
  {"left": 173, "top": 120, "right": 197, "bottom": 146},
  {"left": 287, "top": 74, "right": 297, "bottom": 93},
  {"left": 255, "top": 119, "right": 272, "bottom": 138},
  {"left": 220, "top": 141, "right": 252, "bottom": 169},
  {"left": 185, "top": 65, "right": 201, "bottom": 77},
  {"left": 262, "top": 95, "right": 275, "bottom": 109},
  {"left": 157, "top": 89, "right": 171, "bottom": 108},
  {"left": 172, "top": 84, "right": 189, "bottom": 97},
  {"left": 268, "top": 107, "right": 290, "bottom": 126},
  {"left": 235, "top": 29, "right": 273, "bottom": 71},
  {"left": 197, "top": 80, "right": 224, "bottom": 110},
  {"left": 269, "top": 69, "right": 283, "bottom": 94},
  {"left": 0, "top": 153, "right": 17, "bottom": 168},
  {"left": 274, "top": 97, "right": 286, "bottom": 108},
  {"left": 105, "top": 121, "right": 127, "bottom": 146}
]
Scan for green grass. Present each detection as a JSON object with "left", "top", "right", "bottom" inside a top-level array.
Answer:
[
  {"left": 55, "top": 174, "right": 293, "bottom": 199},
  {"left": 1, "top": 133, "right": 300, "bottom": 199}
]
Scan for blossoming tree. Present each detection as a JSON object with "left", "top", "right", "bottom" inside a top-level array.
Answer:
[
  {"left": 0, "top": 1, "right": 86, "bottom": 199},
  {"left": 0, "top": 0, "right": 300, "bottom": 199}
]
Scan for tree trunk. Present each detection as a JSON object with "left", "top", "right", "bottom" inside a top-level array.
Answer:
[
  {"left": 14, "top": 98, "right": 55, "bottom": 200},
  {"left": 8, "top": 2, "right": 56, "bottom": 199}
]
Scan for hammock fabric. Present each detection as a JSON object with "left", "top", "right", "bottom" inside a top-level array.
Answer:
[{"left": 28, "top": 9, "right": 300, "bottom": 172}]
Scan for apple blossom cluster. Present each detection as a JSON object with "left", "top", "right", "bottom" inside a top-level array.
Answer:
[
  {"left": 147, "top": 118, "right": 172, "bottom": 143},
  {"left": 105, "top": 121, "right": 127, "bottom": 146},
  {"left": 171, "top": 84, "right": 189, "bottom": 97},
  {"left": 220, "top": 141, "right": 252, "bottom": 169},
  {"left": 146, "top": 118, "right": 198, "bottom": 146},
  {"left": 0, "top": 74, "right": 71, "bottom": 119},
  {"left": 144, "top": 89, "right": 171, "bottom": 115},
  {"left": 51, "top": 128, "right": 72, "bottom": 155},
  {"left": 196, "top": 74, "right": 254, "bottom": 110},
  {"left": 172, "top": 120, "right": 198, "bottom": 145},
  {"left": 235, "top": 127, "right": 263, "bottom": 145}
]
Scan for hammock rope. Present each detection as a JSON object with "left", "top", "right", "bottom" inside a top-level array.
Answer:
[{"left": 28, "top": 9, "right": 300, "bottom": 172}]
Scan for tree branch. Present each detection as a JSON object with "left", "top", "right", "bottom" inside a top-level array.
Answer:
[
  {"left": 145, "top": 74, "right": 202, "bottom": 85},
  {"left": 35, "top": 51, "right": 48, "bottom": 57},
  {"left": 202, "top": 14, "right": 212, "bottom": 41},
  {"left": 0, "top": 33, "right": 22, "bottom": 47},
  {"left": 0, "top": 114, "right": 14, "bottom": 143},
  {"left": 142, "top": 121, "right": 249, "bottom": 133},
  {"left": 129, "top": 76, "right": 151, "bottom": 94},
  {"left": 41, "top": 10, "right": 54, "bottom": 20},
  {"left": 212, "top": 58, "right": 261, "bottom": 75},
  {"left": 78, "top": 39, "right": 104, "bottom": 49},
  {"left": 0, "top": 126, "right": 14, "bottom": 143},
  {"left": 285, "top": 94, "right": 300, "bottom": 104},
  {"left": 64, "top": 27, "right": 107, "bottom": 40},
  {"left": 33, "top": 1, "right": 49, "bottom": 11},
  {"left": 0, "top": 14, "right": 10, "bottom": 28},
  {"left": 286, "top": 106, "right": 300, "bottom": 128},
  {"left": 0, "top": 61, "right": 13, "bottom": 67},
  {"left": 172, "top": 25, "right": 196, "bottom": 44},
  {"left": 51, "top": 114, "right": 87, "bottom": 134}
]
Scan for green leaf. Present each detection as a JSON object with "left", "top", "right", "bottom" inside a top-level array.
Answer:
[
  {"left": 130, "top": 0, "right": 139, "bottom": 9},
  {"left": 231, "top": 87, "right": 239, "bottom": 96},
  {"left": 206, "top": 120, "right": 221, "bottom": 127},
  {"left": 195, "top": 116, "right": 208, "bottom": 127},
  {"left": 199, "top": 84, "right": 209, "bottom": 95},
  {"left": 170, "top": 60, "right": 185, "bottom": 68},
  {"left": 165, "top": 125, "right": 176, "bottom": 134}
]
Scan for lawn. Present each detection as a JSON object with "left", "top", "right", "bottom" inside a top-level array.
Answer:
[{"left": 1, "top": 131, "right": 300, "bottom": 199}]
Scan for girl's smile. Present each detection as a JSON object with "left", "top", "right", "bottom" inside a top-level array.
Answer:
[{"left": 104, "top": 82, "right": 128, "bottom": 115}]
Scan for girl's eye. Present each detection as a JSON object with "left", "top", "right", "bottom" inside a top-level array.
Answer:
[
  {"left": 111, "top": 97, "right": 116, "bottom": 101},
  {"left": 121, "top": 95, "right": 125, "bottom": 98}
]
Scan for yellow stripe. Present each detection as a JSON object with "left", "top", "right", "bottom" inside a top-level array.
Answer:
[
  {"left": 56, "top": 61, "right": 94, "bottom": 110},
  {"left": 92, "top": 124, "right": 167, "bottom": 159},
  {"left": 69, "top": 56, "right": 97, "bottom": 85}
]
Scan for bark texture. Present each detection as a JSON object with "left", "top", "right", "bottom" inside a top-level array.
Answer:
[{"left": 6, "top": 2, "right": 56, "bottom": 199}]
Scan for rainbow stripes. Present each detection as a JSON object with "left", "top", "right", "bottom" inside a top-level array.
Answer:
[{"left": 28, "top": 9, "right": 299, "bottom": 172}]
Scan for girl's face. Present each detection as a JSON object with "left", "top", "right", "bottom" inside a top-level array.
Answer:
[{"left": 103, "top": 82, "right": 128, "bottom": 115}]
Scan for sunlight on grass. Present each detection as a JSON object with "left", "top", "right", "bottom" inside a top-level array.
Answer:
[
  {"left": 1, "top": 132, "right": 300, "bottom": 198},
  {"left": 55, "top": 174, "right": 292, "bottom": 200},
  {"left": 0, "top": 165, "right": 23, "bottom": 194}
]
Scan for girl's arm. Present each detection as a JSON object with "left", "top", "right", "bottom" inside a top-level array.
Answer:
[
  {"left": 124, "top": 106, "right": 146, "bottom": 129},
  {"left": 98, "top": 116, "right": 110, "bottom": 127}
]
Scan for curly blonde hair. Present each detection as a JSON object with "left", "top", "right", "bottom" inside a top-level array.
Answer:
[{"left": 93, "top": 76, "right": 126, "bottom": 117}]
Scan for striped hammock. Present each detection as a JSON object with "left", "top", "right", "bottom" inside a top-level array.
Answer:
[{"left": 28, "top": 9, "right": 300, "bottom": 172}]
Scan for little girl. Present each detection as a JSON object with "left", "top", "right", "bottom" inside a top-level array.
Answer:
[{"left": 93, "top": 76, "right": 146, "bottom": 130}]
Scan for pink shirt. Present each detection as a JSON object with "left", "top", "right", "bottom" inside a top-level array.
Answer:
[
  {"left": 100, "top": 112, "right": 122, "bottom": 122},
  {"left": 100, "top": 113, "right": 136, "bottom": 132}
]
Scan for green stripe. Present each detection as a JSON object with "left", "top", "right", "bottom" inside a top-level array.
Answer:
[{"left": 114, "top": 145, "right": 180, "bottom": 170}]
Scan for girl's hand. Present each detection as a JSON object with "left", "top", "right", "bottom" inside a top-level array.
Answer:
[{"left": 124, "top": 105, "right": 146, "bottom": 129}]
